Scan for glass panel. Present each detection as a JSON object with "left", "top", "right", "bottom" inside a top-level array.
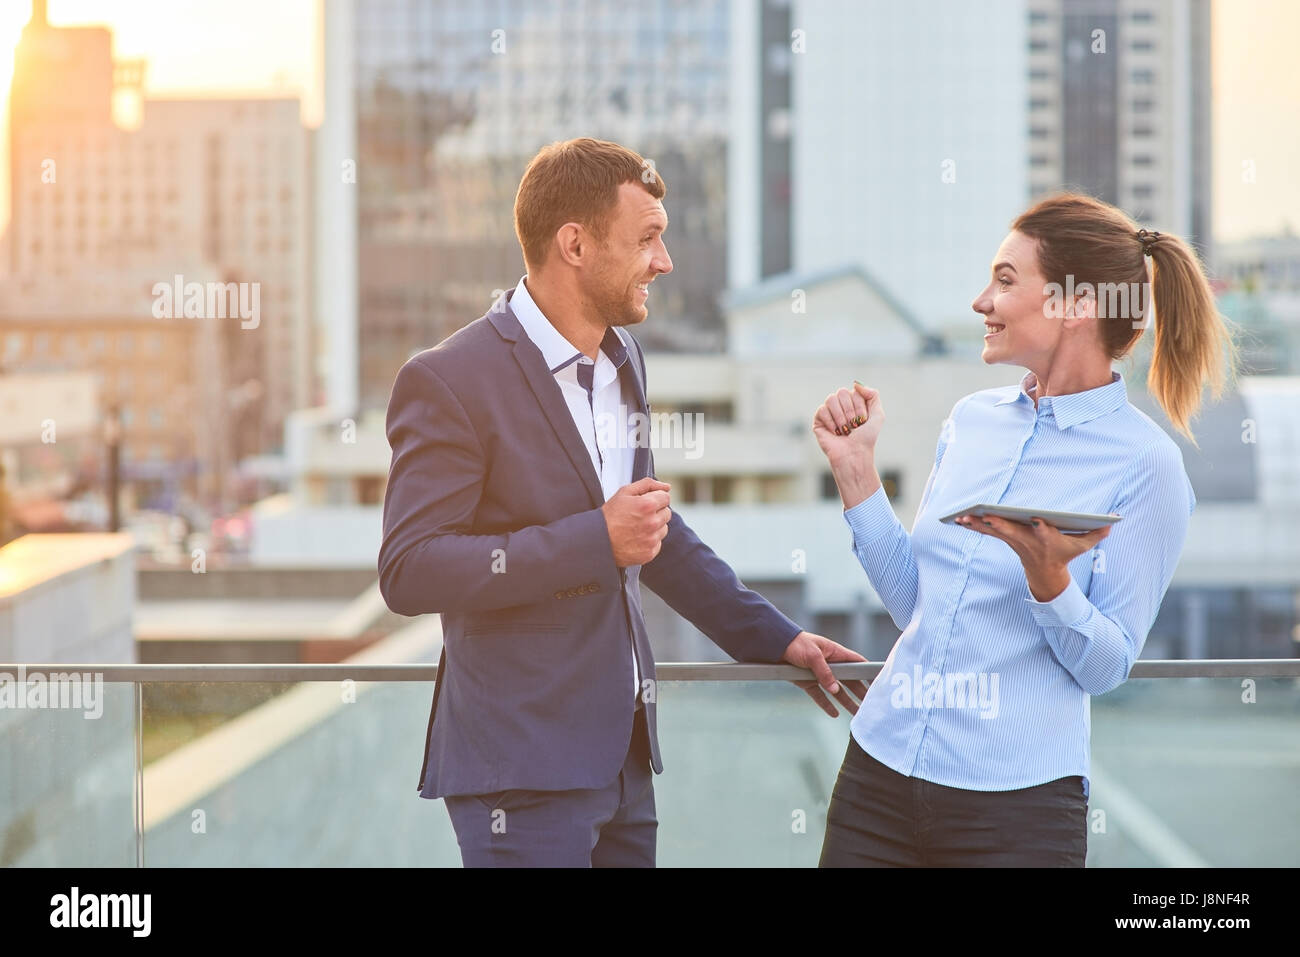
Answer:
[
  {"left": 656, "top": 678, "right": 1300, "bottom": 866},
  {"left": 0, "top": 677, "right": 136, "bottom": 866},
  {"left": 655, "top": 680, "right": 845, "bottom": 866},
  {"left": 141, "top": 680, "right": 460, "bottom": 865},
  {"left": 132, "top": 676, "right": 1300, "bottom": 867},
  {"left": 1087, "top": 677, "right": 1299, "bottom": 867}
]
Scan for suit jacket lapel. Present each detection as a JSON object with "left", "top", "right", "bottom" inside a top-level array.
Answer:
[
  {"left": 613, "top": 327, "right": 652, "bottom": 481},
  {"left": 489, "top": 294, "right": 605, "bottom": 508}
]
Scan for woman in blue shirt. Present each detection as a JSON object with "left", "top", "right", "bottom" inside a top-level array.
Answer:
[{"left": 814, "top": 193, "right": 1236, "bottom": 867}]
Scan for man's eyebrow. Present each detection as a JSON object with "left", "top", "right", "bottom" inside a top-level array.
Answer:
[{"left": 992, "top": 261, "right": 1017, "bottom": 274}]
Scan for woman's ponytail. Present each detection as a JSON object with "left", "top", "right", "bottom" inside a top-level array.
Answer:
[{"left": 1144, "top": 233, "right": 1237, "bottom": 440}]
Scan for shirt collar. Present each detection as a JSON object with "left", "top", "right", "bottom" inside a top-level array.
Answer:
[
  {"left": 509, "top": 275, "right": 628, "bottom": 374},
  {"left": 995, "top": 370, "right": 1128, "bottom": 430}
]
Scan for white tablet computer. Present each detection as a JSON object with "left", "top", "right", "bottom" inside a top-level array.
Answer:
[{"left": 938, "top": 504, "right": 1122, "bottom": 534}]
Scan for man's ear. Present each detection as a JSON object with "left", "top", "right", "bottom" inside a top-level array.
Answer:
[{"left": 554, "top": 222, "right": 587, "bottom": 268}]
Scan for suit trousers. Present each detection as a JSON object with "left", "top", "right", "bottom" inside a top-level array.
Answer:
[
  {"left": 819, "top": 733, "right": 1088, "bottom": 867},
  {"left": 444, "top": 704, "right": 656, "bottom": 867}
]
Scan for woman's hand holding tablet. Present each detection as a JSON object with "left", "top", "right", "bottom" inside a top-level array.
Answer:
[
  {"left": 940, "top": 504, "right": 1122, "bottom": 534},
  {"left": 947, "top": 506, "right": 1117, "bottom": 601}
]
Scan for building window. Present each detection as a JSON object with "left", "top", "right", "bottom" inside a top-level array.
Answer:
[
  {"left": 820, "top": 472, "right": 839, "bottom": 501},
  {"left": 765, "top": 43, "right": 792, "bottom": 74},
  {"left": 880, "top": 469, "right": 902, "bottom": 501},
  {"left": 1131, "top": 69, "right": 1155, "bottom": 84},
  {"left": 676, "top": 401, "right": 734, "bottom": 423},
  {"left": 357, "top": 476, "right": 382, "bottom": 505}
]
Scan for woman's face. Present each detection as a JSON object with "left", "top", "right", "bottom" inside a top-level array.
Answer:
[{"left": 970, "top": 230, "right": 1062, "bottom": 370}]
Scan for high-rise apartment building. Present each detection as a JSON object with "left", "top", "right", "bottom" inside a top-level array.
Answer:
[
  {"left": 1026, "top": 0, "right": 1212, "bottom": 254},
  {"left": 729, "top": 0, "right": 1211, "bottom": 331}
]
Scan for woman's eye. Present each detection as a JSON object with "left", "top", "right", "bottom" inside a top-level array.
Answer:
[{"left": 998, "top": 277, "right": 1011, "bottom": 287}]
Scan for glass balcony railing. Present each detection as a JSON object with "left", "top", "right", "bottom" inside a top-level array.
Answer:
[{"left": 2, "top": 661, "right": 1297, "bottom": 867}]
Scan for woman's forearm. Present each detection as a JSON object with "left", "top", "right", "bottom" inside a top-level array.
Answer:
[{"left": 831, "top": 454, "right": 883, "bottom": 511}]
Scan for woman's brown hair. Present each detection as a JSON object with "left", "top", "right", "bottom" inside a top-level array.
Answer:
[{"left": 1013, "top": 192, "right": 1237, "bottom": 441}]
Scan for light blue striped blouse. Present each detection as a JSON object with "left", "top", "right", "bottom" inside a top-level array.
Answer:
[{"left": 844, "top": 370, "right": 1195, "bottom": 798}]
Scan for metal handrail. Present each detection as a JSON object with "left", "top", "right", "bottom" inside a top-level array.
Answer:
[{"left": 1, "top": 659, "right": 1297, "bottom": 681}]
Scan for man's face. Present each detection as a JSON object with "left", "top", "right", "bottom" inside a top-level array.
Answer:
[{"left": 584, "top": 182, "right": 673, "bottom": 327}]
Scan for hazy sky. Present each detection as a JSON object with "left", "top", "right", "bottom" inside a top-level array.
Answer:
[{"left": 1, "top": 0, "right": 1297, "bottom": 241}]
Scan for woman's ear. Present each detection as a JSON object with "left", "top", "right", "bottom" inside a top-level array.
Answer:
[{"left": 1063, "top": 288, "right": 1097, "bottom": 324}]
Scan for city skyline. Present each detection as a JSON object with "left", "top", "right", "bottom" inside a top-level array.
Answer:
[{"left": 0, "top": 0, "right": 1298, "bottom": 247}]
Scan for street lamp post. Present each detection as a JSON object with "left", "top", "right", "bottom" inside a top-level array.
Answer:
[{"left": 103, "top": 406, "right": 122, "bottom": 533}]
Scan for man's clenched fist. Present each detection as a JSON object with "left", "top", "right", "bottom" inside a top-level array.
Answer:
[{"left": 601, "top": 478, "right": 672, "bottom": 568}]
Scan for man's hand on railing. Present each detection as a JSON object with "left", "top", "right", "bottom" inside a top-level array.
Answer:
[{"left": 782, "top": 631, "right": 871, "bottom": 717}]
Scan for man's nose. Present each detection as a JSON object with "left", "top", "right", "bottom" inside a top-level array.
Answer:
[{"left": 655, "top": 242, "right": 673, "bottom": 275}]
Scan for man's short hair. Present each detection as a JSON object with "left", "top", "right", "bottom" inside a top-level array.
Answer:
[{"left": 514, "top": 137, "right": 666, "bottom": 270}]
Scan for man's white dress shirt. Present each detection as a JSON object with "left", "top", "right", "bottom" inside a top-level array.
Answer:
[{"left": 510, "top": 275, "right": 641, "bottom": 700}]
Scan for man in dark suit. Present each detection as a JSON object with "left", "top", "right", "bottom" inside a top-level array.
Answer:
[{"left": 379, "top": 137, "right": 867, "bottom": 867}]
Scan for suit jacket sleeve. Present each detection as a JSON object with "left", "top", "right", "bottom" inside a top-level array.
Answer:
[
  {"left": 378, "top": 355, "right": 622, "bottom": 616},
  {"left": 626, "top": 337, "right": 801, "bottom": 663}
]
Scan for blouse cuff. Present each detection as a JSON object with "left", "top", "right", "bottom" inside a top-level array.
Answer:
[
  {"left": 844, "top": 486, "right": 897, "bottom": 551},
  {"left": 1024, "top": 577, "right": 1092, "bottom": 629}
]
